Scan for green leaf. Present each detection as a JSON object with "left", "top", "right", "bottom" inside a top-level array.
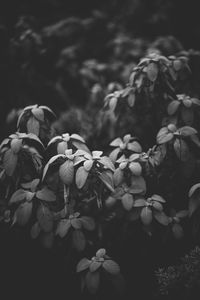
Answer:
[
  {"left": 32, "top": 107, "right": 44, "bottom": 122},
  {"left": 27, "top": 116, "right": 40, "bottom": 136},
  {"left": 146, "top": 62, "right": 158, "bottom": 82},
  {"left": 80, "top": 216, "right": 95, "bottom": 231},
  {"left": 3, "top": 149, "right": 18, "bottom": 176},
  {"left": 9, "top": 189, "right": 27, "bottom": 204},
  {"left": 153, "top": 211, "right": 169, "bottom": 225},
  {"left": 36, "top": 187, "right": 56, "bottom": 202},
  {"left": 121, "top": 193, "right": 134, "bottom": 211},
  {"left": 76, "top": 166, "right": 89, "bottom": 189},
  {"left": 140, "top": 207, "right": 152, "bottom": 225},
  {"left": 99, "top": 171, "right": 115, "bottom": 192},
  {"left": 56, "top": 219, "right": 71, "bottom": 238},
  {"left": 167, "top": 100, "right": 180, "bottom": 115},
  {"left": 59, "top": 160, "right": 74, "bottom": 185},
  {"left": 174, "top": 138, "right": 190, "bottom": 161},
  {"left": 89, "top": 261, "right": 102, "bottom": 273},
  {"left": 37, "top": 205, "right": 53, "bottom": 233},
  {"left": 172, "top": 223, "right": 184, "bottom": 239},
  {"left": 77, "top": 258, "right": 91, "bottom": 273},
  {"left": 189, "top": 183, "right": 200, "bottom": 198},
  {"left": 31, "top": 222, "right": 41, "bottom": 239},
  {"left": 14, "top": 202, "right": 33, "bottom": 226},
  {"left": 85, "top": 271, "right": 100, "bottom": 294},
  {"left": 113, "top": 168, "right": 124, "bottom": 186},
  {"left": 102, "top": 260, "right": 120, "bottom": 275},
  {"left": 72, "top": 230, "right": 86, "bottom": 252}
]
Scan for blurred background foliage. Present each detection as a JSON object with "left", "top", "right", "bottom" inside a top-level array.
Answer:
[{"left": 0, "top": 0, "right": 200, "bottom": 141}]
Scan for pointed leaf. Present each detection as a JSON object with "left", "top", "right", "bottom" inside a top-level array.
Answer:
[
  {"left": 113, "top": 168, "right": 124, "bottom": 186},
  {"left": 127, "top": 141, "right": 142, "bottom": 153},
  {"left": 109, "top": 148, "right": 120, "bottom": 162},
  {"left": 167, "top": 100, "right": 180, "bottom": 115},
  {"left": 189, "top": 183, "right": 200, "bottom": 198},
  {"left": 99, "top": 171, "right": 115, "bottom": 192},
  {"left": 146, "top": 62, "right": 158, "bottom": 82},
  {"left": 99, "top": 156, "right": 115, "bottom": 171},
  {"left": 36, "top": 187, "right": 56, "bottom": 202},
  {"left": 121, "top": 193, "right": 134, "bottom": 211},
  {"left": 140, "top": 207, "right": 152, "bottom": 225},
  {"left": 71, "top": 218, "right": 82, "bottom": 229},
  {"left": 153, "top": 211, "right": 169, "bottom": 226},
  {"left": 110, "top": 138, "right": 123, "bottom": 147},
  {"left": 9, "top": 189, "right": 27, "bottom": 204},
  {"left": 27, "top": 116, "right": 40, "bottom": 136},
  {"left": 179, "top": 126, "right": 197, "bottom": 136},
  {"left": 56, "top": 219, "right": 71, "bottom": 238},
  {"left": 83, "top": 160, "right": 93, "bottom": 171},
  {"left": 32, "top": 107, "right": 44, "bottom": 122},
  {"left": 89, "top": 261, "right": 102, "bottom": 273},
  {"left": 59, "top": 160, "right": 74, "bottom": 185}
]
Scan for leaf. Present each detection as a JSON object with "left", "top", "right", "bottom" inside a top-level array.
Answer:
[
  {"left": 71, "top": 133, "right": 85, "bottom": 143},
  {"left": 130, "top": 176, "right": 146, "bottom": 195},
  {"left": 121, "top": 193, "right": 134, "bottom": 210},
  {"left": 191, "top": 97, "right": 200, "bottom": 106},
  {"left": 36, "top": 187, "right": 56, "bottom": 202},
  {"left": 71, "top": 218, "right": 82, "bottom": 229},
  {"left": 133, "top": 199, "right": 146, "bottom": 207},
  {"left": 153, "top": 211, "right": 169, "bottom": 226},
  {"left": 56, "top": 219, "right": 71, "bottom": 238},
  {"left": 176, "top": 210, "right": 188, "bottom": 218},
  {"left": 113, "top": 168, "right": 124, "bottom": 186},
  {"left": 189, "top": 194, "right": 200, "bottom": 217},
  {"left": 152, "top": 201, "right": 163, "bottom": 211},
  {"left": 15, "top": 202, "right": 33, "bottom": 226},
  {"left": 37, "top": 205, "right": 53, "bottom": 233},
  {"left": 140, "top": 207, "right": 152, "bottom": 225},
  {"left": 27, "top": 116, "right": 40, "bottom": 136},
  {"left": 59, "top": 160, "right": 74, "bottom": 185},
  {"left": 157, "top": 130, "right": 173, "bottom": 144},
  {"left": 146, "top": 63, "right": 158, "bottom": 82},
  {"left": 40, "top": 105, "right": 56, "bottom": 118},
  {"left": 109, "top": 148, "right": 121, "bottom": 163},
  {"left": 31, "top": 222, "right": 41, "bottom": 239},
  {"left": 9, "top": 189, "right": 27, "bottom": 204},
  {"left": 99, "top": 171, "right": 115, "bottom": 192},
  {"left": 10, "top": 138, "right": 22, "bottom": 154},
  {"left": 110, "top": 138, "right": 122, "bottom": 147},
  {"left": 77, "top": 258, "right": 91, "bottom": 272},
  {"left": 85, "top": 271, "right": 100, "bottom": 294},
  {"left": 129, "top": 162, "right": 142, "bottom": 176},
  {"left": 102, "top": 260, "right": 120, "bottom": 275},
  {"left": 96, "top": 248, "right": 106, "bottom": 258},
  {"left": 57, "top": 141, "right": 68, "bottom": 154},
  {"left": 80, "top": 216, "right": 95, "bottom": 231},
  {"left": 174, "top": 138, "right": 190, "bottom": 161},
  {"left": 3, "top": 149, "right": 18, "bottom": 176},
  {"left": 127, "top": 90, "right": 136, "bottom": 107},
  {"left": 151, "top": 194, "right": 166, "bottom": 203},
  {"left": 89, "top": 261, "right": 102, "bottom": 273},
  {"left": 172, "top": 223, "right": 184, "bottom": 239},
  {"left": 42, "top": 155, "right": 65, "bottom": 181},
  {"left": 109, "top": 97, "right": 118, "bottom": 112},
  {"left": 179, "top": 126, "right": 197, "bottom": 136},
  {"left": 76, "top": 166, "right": 89, "bottom": 189},
  {"left": 72, "top": 230, "right": 86, "bottom": 252},
  {"left": 72, "top": 141, "right": 90, "bottom": 153},
  {"left": 83, "top": 160, "right": 93, "bottom": 171},
  {"left": 167, "top": 100, "right": 180, "bottom": 115},
  {"left": 32, "top": 107, "right": 44, "bottom": 122},
  {"left": 127, "top": 141, "right": 142, "bottom": 153},
  {"left": 92, "top": 151, "right": 103, "bottom": 159},
  {"left": 181, "top": 106, "right": 194, "bottom": 126},
  {"left": 189, "top": 183, "right": 200, "bottom": 198},
  {"left": 99, "top": 156, "right": 115, "bottom": 171}
]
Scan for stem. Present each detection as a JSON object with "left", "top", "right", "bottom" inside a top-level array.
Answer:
[{"left": 64, "top": 184, "right": 69, "bottom": 216}]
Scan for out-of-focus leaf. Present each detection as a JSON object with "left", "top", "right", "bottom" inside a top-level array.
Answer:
[
  {"left": 72, "top": 229, "right": 86, "bottom": 251},
  {"left": 41, "top": 232, "right": 54, "bottom": 248},
  {"left": 9, "top": 189, "right": 27, "bottom": 204},
  {"left": 77, "top": 258, "right": 91, "bottom": 273},
  {"left": 167, "top": 100, "right": 180, "bottom": 115},
  {"left": 56, "top": 219, "right": 71, "bottom": 238},
  {"left": 85, "top": 271, "right": 100, "bottom": 294},
  {"left": 172, "top": 223, "right": 184, "bottom": 239},
  {"left": 153, "top": 211, "right": 169, "bottom": 225},
  {"left": 189, "top": 194, "right": 200, "bottom": 217},
  {"left": 102, "top": 259, "right": 120, "bottom": 275},
  {"left": 140, "top": 206, "right": 152, "bottom": 225},
  {"left": 174, "top": 138, "right": 190, "bottom": 161},
  {"left": 89, "top": 261, "right": 102, "bottom": 273},
  {"left": 31, "top": 222, "right": 41, "bottom": 239},
  {"left": 121, "top": 193, "right": 133, "bottom": 210},
  {"left": 37, "top": 205, "right": 53, "bottom": 232},
  {"left": 71, "top": 218, "right": 82, "bottom": 229},
  {"left": 3, "top": 149, "right": 18, "bottom": 176},
  {"left": 14, "top": 202, "right": 33, "bottom": 226},
  {"left": 189, "top": 183, "right": 200, "bottom": 198},
  {"left": 80, "top": 216, "right": 95, "bottom": 231},
  {"left": 181, "top": 106, "right": 194, "bottom": 126}
]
